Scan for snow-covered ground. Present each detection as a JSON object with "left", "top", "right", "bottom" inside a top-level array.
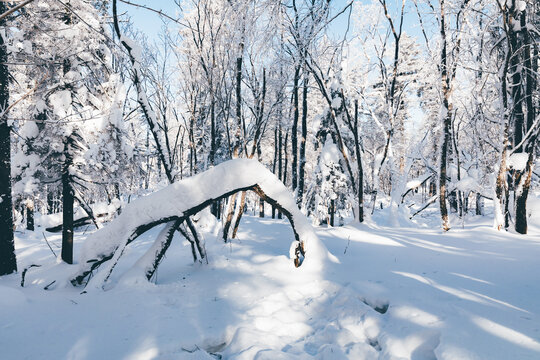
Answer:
[{"left": 1, "top": 197, "right": 540, "bottom": 360}]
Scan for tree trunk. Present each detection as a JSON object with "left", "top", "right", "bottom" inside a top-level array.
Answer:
[
  {"left": 354, "top": 100, "right": 364, "bottom": 222},
  {"left": 144, "top": 130, "right": 150, "bottom": 189},
  {"left": 222, "top": 192, "right": 238, "bottom": 241},
  {"left": 47, "top": 186, "right": 55, "bottom": 214},
  {"left": 329, "top": 199, "right": 335, "bottom": 227},
  {"left": 439, "top": 113, "right": 451, "bottom": 231},
  {"left": 189, "top": 113, "right": 197, "bottom": 176},
  {"left": 283, "top": 131, "right": 289, "bottom": 193},
  {"left": 475, "top": 193, "right": 484, "bottom": 215},
  {"left": 272, "top": 125, "right": 278, "bottom": 219},
  {"left": 185, "top": 217, "right": 206, "bottom": 261},
  {"left": 438, "top": 0, "right": 451, "bottom": 231},
  {"left": 61, "top": 137, "right": 75, "bottom": 264},
  {"left": 297, "top": 73, "right": 308, "bottom": 208},
  {"left": 291, "top": 66, "right": 300, "bottom": 193},
  {"left": 514, "top": 8, "right": 536, "bottom": 235},
  {"left": 231, "top": 191, "right": 247, "bottom": 239},
  {"left": 510, "top": 11, "right": 524, "bottom": 153},
  {"left": 177, "top": 223, "right": 198, "bottom": 262},
  {"left": 145, "top": 218, "right": 182, "bottom": 281},
  {"left": 26, "top": 198, "right": 34, "bottom": 231},
  {"left": 233, "top": 50, "right": 244, "bottom": 158},
  {"left": 515, "top": 153, "right": 534, "bottom": 234},
  {"left": 0, "top": 1, "right": 17, "bottom": 275},
  {"left": 278, "top": 121, "right": 283, "bottom": 219},
  {"left": 210, "top": 100, "right": 215, "bottom": 165}
]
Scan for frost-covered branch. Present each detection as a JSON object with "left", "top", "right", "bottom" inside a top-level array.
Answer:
[{"left": 112, "top": 0, "right": 174, "bottom": 183}]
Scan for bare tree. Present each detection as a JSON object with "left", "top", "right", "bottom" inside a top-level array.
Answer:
[{"left": 0, "top": 1, "right": 17, "bottom": 275}]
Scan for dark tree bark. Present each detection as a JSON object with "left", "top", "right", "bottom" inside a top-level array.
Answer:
[
  {"left": 475, "top": 193, "right": 484, "bottom": 215},
  {"left": 510, "top": 8, "right": 524, "bottom": 152},
  {"left": 210, "top": 100, "right": 216, "bottom": 165},
  {"left": 495, "top": 0, "right": 537, "bottom": 233},
  {"left": 59, "top": 13, "right": 77, "bottom": 263},
  {"left": 222, "top": 192, "right": 238, "bottom": 241},
  {"left": 185, "top": 218, "right": 206, "bottom": 261},
  {"left": 26, "top": 198, "right": 34, "bottom": 231},
  {"left": 329, "top": 199, "right": 335, "bottom": 227},
  {"left": 291, "top": 66, "right": 300, "bottom": 193},
  {"left": 494, "top": 2, "right": 512, "bottom": 230},
  {"left": 231, "top": 191, "right": 247, "bottom": 239},
  {"left": 438, "top": 0, "right": 451, "bottom": 231},
  {"left": 0, "top": 1, "right": 17, "bottom": 275},
  {"left": 272, "top": 125, "right": 278, "bottom": 218},
  {"left": 189, "top": 109, "right": 197, "bottom": 176},
  {"left": 354, "top": 100, "right": 364, "bottom": 222},
  {"left": 259, "top": 197, "right": 264, "bottom": 218},
  {"left": 233, "top": 48, "right": 244, "bottom": 158},
  {"left": 514, "top": 7, "right": 536, "bottom": 234},
  {"left": 210, "top": 100, "right": 220, "bottom": 217},
  {"left": 297, "top": 73, "right": 308, "bottom": 208},
  {"left": 278, "top": 121, "right": 283, "bottom": 219},
  {"left": 46, "top": 213, "right": 108, "bottom": 233},
  {"left": 61, "top": 135, "right": 77, "bottom": 264},
  {"left": 283, "top": 131, "right": 289, "bottom": 192},
  {"left": 47, "top": 187, "right": 55, "bottom": 214},
  {"left": 145, "top": 218, "right": 182, "bottom": 281},
  {"left": 177, "top": 223, "right": 198, "bottom": 262}
]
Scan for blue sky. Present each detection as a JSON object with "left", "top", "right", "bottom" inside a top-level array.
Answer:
[
  {"left": 116, "top": 1, "right": 178, "bottom": 40},
  {"left": 117, "top": 0, "right": 430, "bottom": 44},
  {"left": 117, "top": 0, "right": 356, "bottom": 42}
]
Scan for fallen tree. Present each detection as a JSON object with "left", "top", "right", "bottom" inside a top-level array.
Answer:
[
  {"left": 71, "top": 159, "right": 330, "bottom": 288},
  {"left": 45, "top": 213, "right": 108, "bottom": 233}
]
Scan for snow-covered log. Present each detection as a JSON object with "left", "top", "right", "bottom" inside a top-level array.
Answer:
[{"left": 71, "top": 159, "right": 331, "bottom": 287}]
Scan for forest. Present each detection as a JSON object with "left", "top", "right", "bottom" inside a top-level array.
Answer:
[{"left": 0, "top": 0, "right": 539, "bottom": 359}]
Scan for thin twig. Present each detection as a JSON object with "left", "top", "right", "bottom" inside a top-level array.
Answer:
[
  {"left": 344, "top": 236, "right": 351, "bottom": 254},
  {"left": 0, "top": 0, "right": 35, "bottom": 22},
  {"left": 0, "top": 79, "right": 42, "bottom": 118},
  {"left": 42, "top": 232, "right": 57, "bottom": 258},
  {"left": 20, "top": 264, "right": 41, "bottom": 287},
  {"left": 118, "top": 0, "right": 189, "bottom": 28}
]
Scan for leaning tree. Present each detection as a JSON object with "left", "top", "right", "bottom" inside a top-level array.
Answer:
[{"left": 71, "top": 159, "right": 329, "bottom": 289}]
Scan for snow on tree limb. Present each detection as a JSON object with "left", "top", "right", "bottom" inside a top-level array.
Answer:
[{"left": 71, "top": 159, "right": 331, "bottom": 287}]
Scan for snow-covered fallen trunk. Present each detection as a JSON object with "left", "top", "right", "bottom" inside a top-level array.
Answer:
[
  {"left": 71, "top": 159, "right": 332, "bottom": 287},
  {"left": 118, "top": 218, "right": 183, "bottom": 286}
]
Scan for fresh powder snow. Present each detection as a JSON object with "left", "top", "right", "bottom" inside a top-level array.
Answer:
[{"left": 1, "top": 191, "right": 539, "bottom": 359}]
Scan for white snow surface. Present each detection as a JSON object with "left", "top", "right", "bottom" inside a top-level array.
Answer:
[
  {"left": 2, "top": 192, "right": 540, "bottom": 359},
  {"left": 19, "top": 121, "right": 39, "bottom": 139},
  {"left": 508, "top": 152, "right": 530, "bottom": 171},
  {"left": 320, "top": 136, "right": 341, "bottom": 169}
]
